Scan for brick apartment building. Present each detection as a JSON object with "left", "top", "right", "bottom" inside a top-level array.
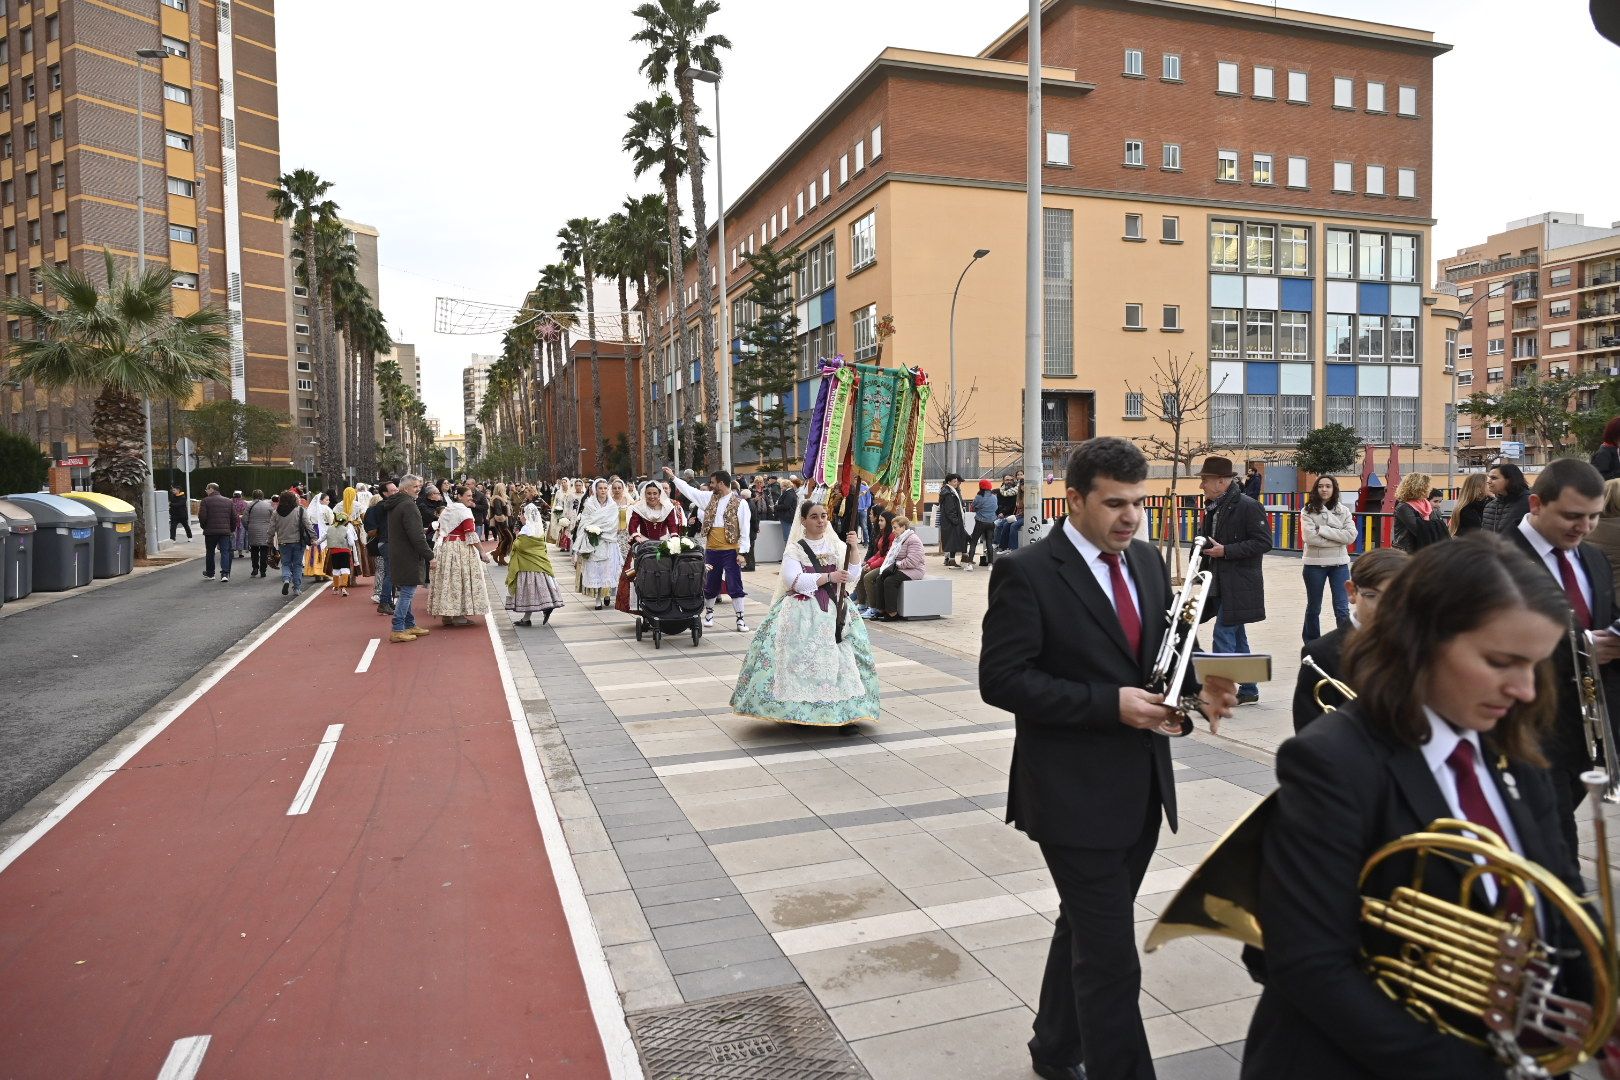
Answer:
[
  {"left": 538, "top": 339, "right": 642, "bottom": 478},
  {"left": 650, "top": 0, "right": 1462, "bottom": 489},
  {"left": 0, "top": 0, "right": 298, "bottom": 470},
  {"left": 1439, "top": 211, "right": 1620, "bottom": 465}
]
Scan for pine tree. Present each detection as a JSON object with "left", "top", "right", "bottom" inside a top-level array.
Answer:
[{"left": 733, "top": 243, "right": 799, "bottom": 467}]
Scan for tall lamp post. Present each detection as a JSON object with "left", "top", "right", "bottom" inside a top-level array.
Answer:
[
  {"left": 1444, "top": 281, "right": 1510, "bottom": 491},
  {"left": 689, "top": 66, "right": 732, "bottom": 475},
  {"left": 135, "top": 47, "right": 165, "bottom": 554},
  {"left": 1021, "top": 0, "right": 1044, "bottom": 543},
  {"left": 947, "top": 248, "right": 990, "bottom": 475}
]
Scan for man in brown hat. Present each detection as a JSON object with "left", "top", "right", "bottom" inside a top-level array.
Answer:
[{"left": 1197, "top": 455, "right": 1272, "bottom": 703}]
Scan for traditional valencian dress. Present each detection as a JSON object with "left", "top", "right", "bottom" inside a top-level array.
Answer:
[
  {"left": 731, "top": 525, "right": 880, "bottom": 728},
  {"left": 616, "top": 484, "right": 687, "bottom": 614},
  {"left": 303, "top": 494, "right": 332, "bottom": 581},
  {"left": 428, "top": 501, "right": 491, "bottom": 619},
  {"left": 576, "top": 483, "right": 624, "bottom": 605},
  {"left": 505, "top": 504, "right": 565, "bottom": 624}
]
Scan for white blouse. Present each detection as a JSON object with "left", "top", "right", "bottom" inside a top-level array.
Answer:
[{"left": 781, "top": 535, "right": 843, "bottom": 596}]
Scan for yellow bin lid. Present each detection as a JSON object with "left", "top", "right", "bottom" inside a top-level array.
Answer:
[{"left": 64, "top": 491, "right": 137, "bottom": 514}]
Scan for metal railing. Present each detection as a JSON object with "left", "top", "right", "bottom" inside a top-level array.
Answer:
[{"left": 1445, "top": 253, "right": 1538, "bottom": 283}]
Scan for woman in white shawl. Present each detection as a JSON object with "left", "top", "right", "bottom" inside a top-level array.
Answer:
[
  {"left": 506, "top": 501, "right": 565, "bottom": 626},
  {"left": 615, "top": 480, "right": 686, "bottom": 613},
  {"left": 575, "top": 479, "right": 623, "bottom": 608},
  {"left": 303, "top": 491, "right": 334, "bottom": 582},
  {"left": 428, "top": 485, "right": 492, "bottom": 626}
]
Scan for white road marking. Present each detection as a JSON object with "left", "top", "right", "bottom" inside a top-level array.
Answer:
[
  {"left": 485, "top": 613, "right": 643, "bottom": 1080},
  {"left": 286, "top": 724, "right": 344, "bottom": 816},
  {"left": 354, "top": 638, "right": 380, "bottom": 673},
  {"left": 0, "top": 585, "right": 328, "bottom": 876},
  {"left": 155, "top": 1035, "right": 211, "bottom": 1080}
]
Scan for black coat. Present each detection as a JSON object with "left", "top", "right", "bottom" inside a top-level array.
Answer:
[
  {"left": 1591, "top": 444, "right": 1620, "bottom": 481},
  {"left": 1243, "top": 704, "right": 1589, "bottom": 1079},
  {"left": 1481, "top": 491, "right": 1530, "bottom": 535},
  {"left": 937, "top": 485, "right": 969, "bottom": 551},
  {"left": 1291, "top": 626, "right": 1349, "bottom": 733},
  {"left": 1452, "top": 498, "right": 1485, "bottom": 536},
  {"left": 980, "top": 527, "right": 1183, "bottom": 848},
  {"left": 1199, "top": 486, "right": 1272, "bottom": 625},
  {"left": 775, "top": 487, "right": 799, "bottom": 528},
  {"left": 383, "top": 492, "right": 431, "bottom": 587}
]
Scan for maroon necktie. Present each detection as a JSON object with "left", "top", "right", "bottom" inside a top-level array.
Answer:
[
  {"left": 1445, "top": 739, "right": 1523, "bottom": 915},
  {"left": 1557, "top": 549, "right": 1593, "bottom": 630},
  {"left": 1099, "top": 552, "right": 1142, "bottom": 658}
]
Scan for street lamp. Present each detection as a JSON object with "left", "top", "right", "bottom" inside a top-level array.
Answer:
[
  {"left": 135, "top": 47, "right": 165, "bottom": 555},
  {"left": 1443, "top": 281, "right": 1510, "bottom": 491},
  {"left": 947, "top": 248, "right": 990, "bottom": 475},
  {"left": 689, "top": 66, "right": 732, "bottom": 475}
]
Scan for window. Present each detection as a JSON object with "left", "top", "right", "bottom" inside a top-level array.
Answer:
[
  {"left": 852, "top": 303, "right": 878, "bottom": 361},
  {"left": 1334, "top": 76, "right": 1353, "bottom": 108},
  {"left": 1124, "top": 213, "right": 1143, "bottom": 239},
  {"left": 3, "top": 228, "right": 13, "bottom": 252},
  {"left": 169, "top": 224, "right": 196, "bottom": 244},
  {"left": 162, "top": 35, "right": 189, "bottom": 58},
  {"left": 1125, "top": 391, "right": 1145, "bottom": 419},
  {"left": 162, "top": 0, "right": 190, "bottom": 9},
  {"left": 46, "top": 15, "right": 58, "bottom": 42},
  {"left": 1487, "top": 423, "right": 1504, "bottom": 438},
  {"left": 1245, "top": 222, "right": 1275, "bottom": 274},
  {"left": 1162, "top": 305, "right": 1180, "bottom": 330},
  {"left": 1326, "top": 313, "right": 1353, "bottom": 360},
  {"left": 1217, "top": 150, "right": 1238, "bottom": 182},
  {"left": 1356, "top": 315, "right": 1385, "bottom": 361},
  {"left": 1550, "top": 299, "right": 1572, "bottom": 318},
  {"left": 49, "top": 113, "right": 61, "bottom": 140},
  {"left": 1389, "top": 316, "right": 1416, "bottom": 362},
  {"left": 1162, "top": 142, "right": 1181, "bottom": 170},
  {"left": 295, "top": 323, "right": 310, "bottom": 336},
  {"left": 1217, "top": 61, "right": 1239, "bottom": 94},
  {"left": 1488, "top": 338, "right": 1505, "bottom": 356},
  {"left": 1044, "top": 208, "right": 1074, "bottom": 375},
  {"left": 166, "top": 130, "right": 192, "bottom": 151},
  {"left": 52, "top": 211, "right": 64, "bottom": 238},
  {"left": 1398, "top": 85, "right": 1417, "bottom": 116},
  {"left": 1324, "top": 228, "right": 1352, "bottom": 278},
  {"left": 1286, "top": 155, "right": 1307, "bottom": 188},
  {"left": 821, "top": 170, "right": 831, "bottom": 199},
  {"left": 22, "top": 77, "right": 33, "bottom": 103},
  {"left": 1279, "top": 225, "right": 1309, "bottom": 276},
  {"left": 1162, "top": 53, "right": 1181, "bottom": 81},
  {"left": 1252, "top": 153, "right": 1273, "bottom": 185},
  {"left": 0, "top": 88, "right": 8, "bottom": 110},
  {"left": 24, "top": 171, "right": 36, "bottom": 197},
  {"left": 1550, "top": 329, "right": 1572, "bottom": 349},
  {"left": 19, "top": 27, "right": 31, "bottom": 51},
  {"left": 172, "top": 272, "right": 199, "bottom": 290},
  {"left": 1162, "top": 215, "right": 1180, "bottom": 242},
  {"left": 1210, "top": 308, "right": 1240, "bottom": 358},
  {"left": 167, "top": 177, "right": 194, "bottom": 197},
  {"left": 839, "top": 155, "right": 848, "bottom": 186},
  {"left": 1391, "top": 235, "right": 1417, "bottom": 283},
  {"left": 163, "top": 84, "right": 191, "bottom": 105},
  {"left": 1333, "top": 160, "right": 1353, "bottom": 192},
  {"left": 1364, "top": 164, "right": 1385, "bottom": 196},
  {"left": 1045, "top": 131, "right": 1069, "bottom": 166},
  {"left": 1366, "top": 82, "right": 1385, "bottom": 113},
  {"left": 1457, "top": 372, "right": 1473, "bottom": 386},
  {"left": 870, "top": 125, "right": 882, "bottom": 159},
  {"left": 1124, "top": 48, "right": 1143, "bottom": 76},
  {"left": 850, "top": 209, "right": 876, "bottom": 271},
  {"left": 1358, "top": 232, "right": 1386, "bottom": 280},
  {"left": 296, "top": 343, "right": 310, "bottom": 355},
  {"left": 1, "top": 134, "right": 11, "bottom": 156},
  {"left": 807, "top": 182, "right": 817, "bottom": 211},
  {"left": 51, "top": 164, "right": 63, "bottom": 190},
  {"left": 1287, "top": 70, "right": 1308, "bottom": 102},
  {"left": 23, "top": 124, "right": 34, "bottom": 150},
  {"left": 1397, "top": 168, "right": 1416, "bottom": 199},
  {"left": 855, "top": 140, "right": 865, "bottom": 171},
  {"left": 796, "top": 192, "right": 805, "bottom": 219},
  {"left": 1124, "top": 139, "right": 1143, "bottom": 167},
  {"left": 293, "top": 285, "right": 308, "bottom": 298},
  {"left": 47, "top": 65, "right": 60, "bottom": 91},
  {"left": 1245, "top": 310, "right": 1276, "bottom": 358},
  {"left": 1125, "top": 303, "right": 1144, "bottom": 329},
  {"left": 296, "top": 360, "right": 311, "bottom": 372},
  {"left": 1210, "top": 220, "right": 1240, "bottom": 271},
  {"left": 1253, "top": 66, "right": 1274, "bottom": 98},
  {"left": 1279, "top": 311, "right": 1310, "bottom": 360},
  {"left": 1211, "top": 394, "right": 1241, "bottom": 441},
  {"left": 1550, "top": 268, "right": 1572, "bottom": 287}
]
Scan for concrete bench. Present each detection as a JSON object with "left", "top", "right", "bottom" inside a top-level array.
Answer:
[
  {"left": 910, "top": 523, "right": 940, "bottom": 546},
  {"left": 897, "top": 576, "right": 952, "bottom": 619},
  {"left": 754, "top": 520, "right": 785, "bottom": 563}
]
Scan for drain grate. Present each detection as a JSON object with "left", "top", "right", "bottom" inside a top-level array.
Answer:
[{"left": 627, "top": 984, "right": 868, "bottom": 1079}]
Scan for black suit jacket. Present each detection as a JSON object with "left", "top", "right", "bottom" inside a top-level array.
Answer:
[
  {"left": 1505, "top": 527, "right": 1619, "bottom": 775},
  {"left": 1291, "top": 627, "right": 1350, "bottom": 734},
  {"left": 980, "top": 527, "right": 1180, "bottom": 848},
  {"left": 1243, "top": 704, "right": 1588, "bottom": 1079}
]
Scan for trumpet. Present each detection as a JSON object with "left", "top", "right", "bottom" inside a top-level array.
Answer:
[
  {"left": 1301, "top": 655, "right": 1356, "bottom": 714},
  {"left": 1569, "top": 622, "right": 1620, "bottom": 804},
  {"left": 1148, "top": 536, "right": 1213, "bottom": 734}
]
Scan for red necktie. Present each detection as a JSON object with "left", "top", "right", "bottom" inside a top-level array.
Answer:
[
  {"left": 1445, "top": 739, "right": 1523, "bottom": 915},
  {"left": 1099, "top": 552, "right": 1142, "bottom": 658},
  {"left": 1557, "top": 549, "right": 1593, "bottom": 630}
]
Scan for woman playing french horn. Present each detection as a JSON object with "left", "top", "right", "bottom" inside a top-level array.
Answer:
[{"left": 1243, "top": 534, "right": 1619, "bottom": 1078}]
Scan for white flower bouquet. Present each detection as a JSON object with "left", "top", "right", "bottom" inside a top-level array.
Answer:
[{"left": 659, "top": 536, "right": 697, "bottom": 557}]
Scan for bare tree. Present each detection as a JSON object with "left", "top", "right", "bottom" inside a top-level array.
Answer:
[
  {"left": 929, "top": 379, "right": 978, "bottom": 473},
  {"left": 1124, "top": 351, "right": 1227, "bottom": 581}
]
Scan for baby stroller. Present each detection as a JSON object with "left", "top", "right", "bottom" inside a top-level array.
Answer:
[{"left": 631, "top": 540, "right": 706, "bottom": 648}]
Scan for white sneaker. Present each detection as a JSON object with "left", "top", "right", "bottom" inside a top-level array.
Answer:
[
  {"left": 702, "top": 609, "right": 714, "bottom": 628},
  {"left": 735, "top": 616, "right": 749, "bottom": 632}
]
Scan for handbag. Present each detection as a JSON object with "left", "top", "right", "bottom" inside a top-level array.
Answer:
[{"left": 298, "top": 507, "right": 316, "bottom": 547}]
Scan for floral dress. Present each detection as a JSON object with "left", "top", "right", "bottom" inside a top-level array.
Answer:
[{"left": 731, "top": 534, "right": 881, "bottom": 728}]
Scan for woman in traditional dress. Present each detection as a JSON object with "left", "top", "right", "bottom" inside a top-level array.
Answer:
[
  {"left": 340, "top": 486, "right": 373, "bottom": 582},
  {"left": 506, "top": 501, "right": 565, "bottom": 626},
  {"left": 576, "top": 479, "right": 624, "bottom": 608},
  {"left": 731, "top": 499, "right": 881, "bottom": 728},
  {"left": 303, "top": 491, "right": 332, "bottom": 582},
  {"left": 323, "top": 510, "right": 358, "bottom": 597},
  {"left": 428, "top": 485, "right": 492, "bottom": 627},
  {"left": 615, "top": 480, "right": 686, "bottom": 613},
  {"left": 489, "top": 482, "right": 515, "bottom": 565},
  {"left": 610, "top": 477, "right": 634, "bottom": 561}
]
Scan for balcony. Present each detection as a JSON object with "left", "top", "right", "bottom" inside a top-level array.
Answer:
[
  {"left": 1445, "top": 253, "right": 1538, "bottom": 283},
  {"left": 1513, "top": 314, "right": 1539, "bottom": 330},
  {"left": 1589, "top": 271, "right": 1617, "bottom": 288},
  {"left": 1579, "top": 302, "right": 1617, "bottom": 320}
]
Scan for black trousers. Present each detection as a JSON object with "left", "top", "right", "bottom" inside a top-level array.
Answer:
[
  {"left": 250, "top": 545, "right": 272, "bottom": 575},
  {"left": 878, "top": 566, "right": 908, "bottom": 614},
  {"left": 1032, "top": 777, "right": 1162, "bottom": 1080},
  {"left": 1551, "top": 764, "right": 1590, "bottom": 869},
  {"left": 170, "top": 514, "right": 191, "bottom": 540},
  {"left": 965, "top": 521, "right": 996, "bottom": 565}
]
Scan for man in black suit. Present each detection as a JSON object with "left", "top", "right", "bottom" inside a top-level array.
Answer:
[
  {"left": 1197, "top": 456, "right": 1272, "bottom": 704},
  {"left": 981, "top": 438, "right": 1237, "bottom": 1080},
  {"left": 1505, "top": 457, "right": 1620, "bottom": 857}
]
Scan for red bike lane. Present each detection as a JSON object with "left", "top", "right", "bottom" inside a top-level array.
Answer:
[{"left": 0, "top": 585, "right": 620, "bottom": 1079}]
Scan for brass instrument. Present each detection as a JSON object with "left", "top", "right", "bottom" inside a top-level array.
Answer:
[
  {"left": 1569, "top": 623, "right": 1620, "bottom": 804},
  {"left": 1147, "top": 536, "right": 1213, "bottom": 734},
  {"left": 1146, "top": 775, "right": 1620, "bottom": 1078},
  {"left": 1301, "top": 655, "right": 1356, "bottom": 714}
]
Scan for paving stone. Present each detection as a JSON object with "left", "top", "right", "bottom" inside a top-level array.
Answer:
[
  {"left": 625, "top": 857, "right": 730, "bottom": 890},
  {"left": 828, "top": 977, "right": 1025, "bottom": 1042},
  {"left": 603, "top": 939, "right": 677, "bottom": 995},
  {"left": 617, "top": 843, "right": 723, "bottom": 873},
  {"left": 632, "top": 876, "right": 740, "bottom": 909},
  {"left": 672, "top": 956, "right": 803, "bottom": 1002},
  {"left": 698, "top": 816, "right": 824, "bottom": 847},
  {"left": 586, "top": 889, "right": 655, "bottom": 947},
  {"left": 660, "top": 932, "right": 784, "bottom": 976},
  {"left": 651, "top": 912, "right": 770, "bottom": 952},
  {"left": 848, "top": 1004, "right": 1035, "bottom": 1080},
  {"left": 572, "top": 849, "right": 631, "bottom": 895},
  {"left": 1153, "top": 1045, "right": 1244, "bottom": 1080},
  {"left": 642, "top": 893, "right": 756, "bottom": 929},
  {"left": 612, "top": 831, "right": 708, "bottom": 857},
  {"left": 793, "top": 930, "right": 991, "bottom": 1009},
  {"left": 605, "top": 819, "right": 698, "bottom": 843}
]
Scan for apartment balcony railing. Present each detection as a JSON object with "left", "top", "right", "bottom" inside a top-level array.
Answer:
[
  {"left": 1513, "top": 314, "right": 1539, "bottom": 330},
  {"left": 1580, "top": 303, "right": 1617, "bottom": 319},
  {"left": 1445, "top": 253, "right": 1538, "bottom": 283},
  {"left": 1590, "top": 272, "right": 1616, "bottom": 287}
]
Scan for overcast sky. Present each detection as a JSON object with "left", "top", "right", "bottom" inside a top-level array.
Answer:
[{"left": 278, "top": 0, "right": 1619, "bottom": 434}]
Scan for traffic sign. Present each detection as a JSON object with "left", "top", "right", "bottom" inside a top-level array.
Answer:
[{"left": 174, "top": 437, "right": 195, "bottom": 456}]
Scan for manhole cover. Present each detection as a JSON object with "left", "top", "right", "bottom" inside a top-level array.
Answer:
[{"left": 627, "top": 984, "right": 868, "bottom": 1079}]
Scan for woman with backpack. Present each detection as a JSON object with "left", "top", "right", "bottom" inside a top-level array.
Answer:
[{"left": 1391, "top": 472, "right": 1447, "bottom": 553}]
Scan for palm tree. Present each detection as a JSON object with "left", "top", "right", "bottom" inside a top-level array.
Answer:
[
  {"left": 350, "top": 304, "right": 390, "bottom": 481},
  {"left": 310, "top": 216, "right": 359, "bottom": 480},
  {"left": 599, "top": 209, "right": 640, "bottom": 471},
  {"left": 557, "top": 217, "right": 608, "bottom": 474},
  {"left": 632, "top": 0, "right": 730, "bottom": 436},
  {"left": 1, "top": 252, "right": 230, "bottom": 557},
  {"left": 268, "top": 169, "right": 340, "bottom": 485}
]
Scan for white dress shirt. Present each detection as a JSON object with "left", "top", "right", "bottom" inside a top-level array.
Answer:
[
  {"left": 1419, "top": 706, "right": 1526, "bottom": 904},
  {"left": 1516, "top": 514, "right": 1592, "bottom": 613},
  {"left": 1063, "top": 518, "right": 1140, "bottom": 618}
]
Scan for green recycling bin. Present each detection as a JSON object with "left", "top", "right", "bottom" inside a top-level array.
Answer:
[
  {"left": 64, "top": 492, "right": 136, "bottom": 578},
  {"left": 0, "top": 498, "right": 35, "bottom": 601},
  {"left": 5, "top": 494, "right": 94, "bottom": 591}
]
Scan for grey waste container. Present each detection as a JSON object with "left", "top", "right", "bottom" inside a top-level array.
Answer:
[
  {"left": 5, "top": 494, "right": 94, "bottom": 591},
  {"left": 0, "top": 498, "right": 35, "bottom": 601},
  {"left": 64, "top": 492, "right": 136, "bottom": 578}
]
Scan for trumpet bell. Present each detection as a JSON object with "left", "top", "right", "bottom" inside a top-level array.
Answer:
[{"left": 1144, "top": 794, "right": 1276, "bottom": 953}]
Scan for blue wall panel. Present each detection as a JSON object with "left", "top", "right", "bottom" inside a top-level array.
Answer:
[
  {"left": 1325, "top": 363, "right": 1357, "bottom": 397},
  {"left": 1245, "top": 362, "right": 1279, "bottom": 396},
  {"left": 1358, "top": 282, "right": 1390, "bottom": 315},
  {"left": 1280, "top": 278, "right": 1314, "bottom": 312}
]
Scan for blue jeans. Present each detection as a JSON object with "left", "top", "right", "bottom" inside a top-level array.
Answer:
[
  {"left": 204, "top": 534, "right": 233, "bottom": 577},
  {"left": 279, "top": 543, "right": 304, "bottom": 593},
  {"left": 1300, "top": 564, "right": 1351, "bottom": 643},
  {"left": 392, "top": 584, "right": 418, "bottom": 633},
  {"left": 1208, "top": 597, "right": 1258, "bottom": 697},
  {"left": 995, "top": 516, "right": 1022, "bottom": 551},
  {"left": 375, "top": 548, "right": 394, "bottom": 606}
]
